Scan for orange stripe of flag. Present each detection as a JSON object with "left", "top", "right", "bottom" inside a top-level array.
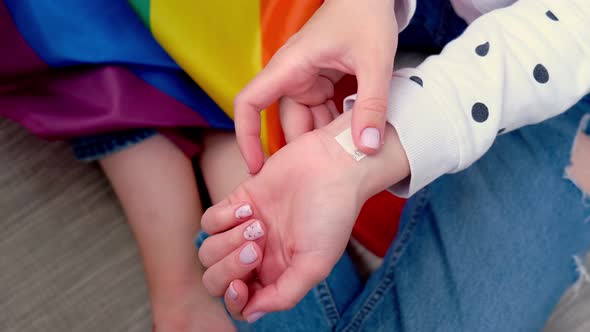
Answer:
[{"left": 260, "top": 0, "right": 323, "bottom": 153}]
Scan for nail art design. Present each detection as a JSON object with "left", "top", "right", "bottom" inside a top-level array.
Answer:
[
  {"left": 235, "top": 204, "right": 253, "bottom": 219},
  {"left": 243, "top": 221, "right": 264, "bottom": 240}
]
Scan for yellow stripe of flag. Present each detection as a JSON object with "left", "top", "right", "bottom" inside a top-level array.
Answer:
[{"left": 149, "top": 0, "right": 269, "bottom": 151}]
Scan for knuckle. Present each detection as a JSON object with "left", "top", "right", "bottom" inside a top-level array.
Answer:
[
  {"left": 356, "top": 97, "right": 388, "bottom": 117},
  {"left": 234, "top": 91, "right": 263, "bottom": 115},
  {"left": 200, "top": 220, "right": 213, "bottom": 235},
  {"left": 200, "top": 213, "right": 211, "bottom": 232},
  {"left": 197, "top": 242, "right": 212, "bottom": 268},
  {"left": 202, "top": 274, "right": 224, "bottom": 297},
  {"left": 201, "top": 270, "right": 215, "bottom": 295},
  {"left": 316, "top": 77, "right": 334, "bottom": 101},
  {"left": 233, "top": 93, "right": 247, "bottom": 113}
]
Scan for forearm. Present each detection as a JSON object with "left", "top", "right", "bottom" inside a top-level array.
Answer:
[{"left": 99, "top": 135, "right": 203, "bottom": 294}]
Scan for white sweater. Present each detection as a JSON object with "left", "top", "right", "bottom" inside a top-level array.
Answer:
[{"left": 348, "top": 0, "right": 590, "bottom": 197}]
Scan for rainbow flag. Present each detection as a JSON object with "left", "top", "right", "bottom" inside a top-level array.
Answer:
[
  {"left": 128, "top": 0, "right": 322, "bottom": 154},
  {"left": 0, "top": 0, "right": 404, "bottom": 256},
  {"left": 0, "top": 0, "right": 233, "bottom": 141}
]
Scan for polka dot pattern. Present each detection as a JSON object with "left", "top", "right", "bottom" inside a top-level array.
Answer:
[
  {"left": 546, "top": 10, "right": 559, "bottom": 21},
  {"left": 475, "top": 42, "right": 490, "bottom": 57},
  {"left": 409, "top": 76, "right": 423, "bottom": 87},
  {"left": 533, "top": 64, "right": 549, "bottom": 84},
  {"left": 406, "top": 6, "right": 566, "bottom": 158},
  {"left": 471, "top": 103, "right": 489, "bottom": 123}
]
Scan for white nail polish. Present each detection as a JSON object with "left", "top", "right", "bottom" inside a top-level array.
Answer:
[
  {"left": 235, "top": 204, "right": 253, "bottom": 219},
  {"left": 228, "top": 282, "right": 238, "bottom": 300},
  {"left": 239, "top": 243, "right": 258, "bottom": 264},
  {"left": 243, "top": 221, "right": 264, "bottom": 241},
  {"left": 361, "top": 127, "right": 380, "bottom": 149},
  {"left": 247, "top": 311, "right": 266, "bottom": 323}
]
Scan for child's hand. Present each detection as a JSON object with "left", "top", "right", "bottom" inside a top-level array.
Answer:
[
  {"left": 234, "top": 0, "right": 398, "bottom": 174},
  {"left": 199, "top": 112, "right": 410, "bottom": 322}
]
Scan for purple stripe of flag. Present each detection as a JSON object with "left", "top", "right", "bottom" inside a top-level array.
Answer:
[
  {"left": 0, "top": 2, "right": 46, "bottom": 78},
  {"left": 0, "top": 1, "right": 209, "bottom": 141}
]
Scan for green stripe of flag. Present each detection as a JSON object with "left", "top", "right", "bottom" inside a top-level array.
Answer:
[{"left": 129, "top": 0, "right": 151, "bottom": 28}]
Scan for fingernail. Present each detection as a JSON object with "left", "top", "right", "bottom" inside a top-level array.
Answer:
[
  {"left": 227, "top": 282, "right": 238, "bottom": 300},
  {"left": 235, "top": 204, "right": 253, "bottom": 219},
  {"left": 239, "top": 243, "right": 258, "bottom": 264},
  {"left": 247, "top": 311, "right": 266, "bottom": 323},
  {"left": 361, "top": 127, "right": 380, "bottom": 149},
  {"left": 243, "top": 220, "right": 264, "bottom": 241}
]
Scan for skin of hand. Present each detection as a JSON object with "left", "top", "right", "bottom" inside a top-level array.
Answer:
[
  {"left": 234, "top": 0, "right": 399, "bottom": 174},
  {"left": 199, "top": 111, "right": 410, "bottom": 322}
]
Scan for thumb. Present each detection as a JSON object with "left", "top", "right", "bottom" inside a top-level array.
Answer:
[
  {"left": 234, "top": 50, "right": 307, "bottom": 174},
  {"left": 241, "top": 254, "right": 331, "bottom": 322},
  {"left": 280, "top": 97, "right": 314, "bottom": 143},
  {"left": 351, "top": 61, "right": 393, "bottom": 154},
  {"left": 234, "top": 68, "right": 287, "bottom": 174}
]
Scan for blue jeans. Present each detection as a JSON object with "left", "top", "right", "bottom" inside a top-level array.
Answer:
[
  {"left": 70, "top": 128, "right": 156, "bottom": 161},
  {"left": 221, "top": 86, "right": 590, "bottom": 332}
]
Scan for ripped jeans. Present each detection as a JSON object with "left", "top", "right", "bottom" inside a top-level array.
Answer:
[{"left": 225, "top": 97, "right": 590, "bottom": 331}]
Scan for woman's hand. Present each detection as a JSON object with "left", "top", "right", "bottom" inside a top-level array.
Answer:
[
  {"left": 200, "top": 112, "right": 410, "bottom": 321},
  {"left": 235, "top": 0, "right": 399, "bottom": 174}
]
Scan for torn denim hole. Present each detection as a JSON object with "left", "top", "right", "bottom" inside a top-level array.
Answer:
[
  {"left": 543, "top": 252, "right": 590, "bottom": 332},
  {"left": 564, "top": 114, "right": 590, "bottom": 207},
  {"left": 572, "top": 255, "right": 590, "bottom": 296}
]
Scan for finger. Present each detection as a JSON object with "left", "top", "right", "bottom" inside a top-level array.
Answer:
[
  {"left": 248, "top": 280, "right": 265, "bottom": 294},
  {"left": 234, "top": 52, "right": 307, "bottom": 174},
  {"left": 310, "top": 104, "right": 335, "bottom": 129},
  {"left": 201, "top": 201, "right": 254, "bottom": 235},
  {"left": 203, "top": 241, "right": 263, "bottom": 297},
  {"left": 319, "top": 69, "right": 346, "bottom": 85},
  {"left": 199, "top": 219, "right": 266, "bottom": 268},
  {"left": 326, "top": 99, "right": 340, "bottom": 119},
  {"left": 225, "top": 280, "right": 249, "bottom": 320},
  {"left": 226, "top": 279, "right": 265, "bottom": 321},
  {"left": 280, "top": 98, "right": 313, "bottom": 143},
  {"left": 241, "top": 254, "right": 331, "bottom": 322},
  {"left": 351, "top": 59, "right": 394, "bottom": 154},
  {"left": 289, "top": 76, "right": 334, "bottom": 106}
]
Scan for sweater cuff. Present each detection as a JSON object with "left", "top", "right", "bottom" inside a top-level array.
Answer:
[
  {"left": 344, "top": 68, "right": 461, "bottom": 198},
  {"left": 395, "top": 0, "right": 416, "bottom": 32}
]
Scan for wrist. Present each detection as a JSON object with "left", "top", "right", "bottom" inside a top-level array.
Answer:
[
  {"left": 318, "top": 112, "right": 410, "bottom": 200},
  {"left": 361, "top": 123, "right": 409, "bottom": 197}
]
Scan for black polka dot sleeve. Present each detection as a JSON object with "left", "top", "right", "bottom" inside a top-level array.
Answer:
[{"left": 345, "top": 0, "right": 590, "bottom": 198}]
